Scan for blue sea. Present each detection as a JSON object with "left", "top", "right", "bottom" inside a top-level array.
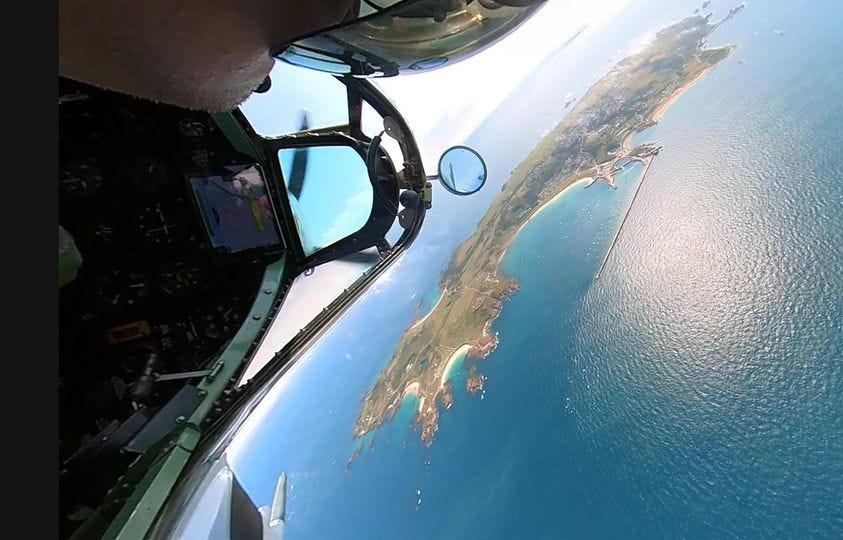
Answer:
[{"left": 228, "top": 1, "right": 843, "bottom": 537}]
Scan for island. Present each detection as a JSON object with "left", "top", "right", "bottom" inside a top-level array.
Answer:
[
  {"left": 466, "top": 365, "right": 486, "bottom": 396},
  {"left": 352, "top": 13, "right": 738, "bottom": 451}
]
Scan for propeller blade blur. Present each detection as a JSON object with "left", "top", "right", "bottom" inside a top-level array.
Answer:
[{"left": 287, "top": 111, "right": 311, "bottom": 199}]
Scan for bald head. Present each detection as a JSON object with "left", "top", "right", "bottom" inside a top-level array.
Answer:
[{"left": 60, "top": 0, "right": 357, "bottom": 111}]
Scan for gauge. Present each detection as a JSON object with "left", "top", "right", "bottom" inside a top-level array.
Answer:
[
  {"left": 178, "top": 119, "right": 208, "bottom": 137},
  {"left": 129, "top": 156, "right": 173, "bottom": 194},
  {"left": 60, "top": 160, "right": 104, "bottom": 199},
  {"left": 156, "top": 321, "right": 191, "bottom": 354},
  {"left": 156, "top": 316, "right": 216, "bottom": 356},
  {"left": 90, "top": 272, "right": 123, "bottom": 314},
  {"left": 194, "top": 305, "right": 238, "bottom": 340},
  {"left": 89, "top": 270, "right": 153, "bottom": 314},
  {"left": 92, "top": 222, "right": 115, "bottom": 245},
  {"left": 76, "top": 219, "right": 116, "bottom": 247},
  {"left": 135, "top": 203, "right": 198, "bottom": 248},
  {"left": 157, "top": 259, "right": 207, "bottom": 296},
  {"left": 125, "top": 272, "right": 153, "bottom": 304},
  {"left": 197, "top": 313, "right": 223, "bottom": 340},
  {"left": 191, "top": 148, "right": 211, "bottom": 169}
]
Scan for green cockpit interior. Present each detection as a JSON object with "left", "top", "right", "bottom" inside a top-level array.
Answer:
[{"left": 59, "top": 77, "right": 296, "bottom": 537}]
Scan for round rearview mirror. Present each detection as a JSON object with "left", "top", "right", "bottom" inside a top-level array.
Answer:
[{"left": 437, "top": 146, "right": 487, "bottom": 196}]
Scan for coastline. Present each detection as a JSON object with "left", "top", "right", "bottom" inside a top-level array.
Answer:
[
  {"left": 498, "top": 177, "right": 593, "bottom": 269},
  {"left": 650, "top": 48, "right": 731, "bottom": 123},
  {"left": 514, "top": 178, "right": 592, "bottom": 239},
  {"left": 402, "top": 381, "right": 420, "bottom": 398},
  {"left": 651, "top": 66, "right": 712, "bottom": 122},
  {"left": 440, "top": 48, "right": 733, "bottom": 399},
  {"left": 440, "top": 344, "right": 472, "bottom": 387},
  {"left": 408, "top": 290, "right": 445, "bottom": 332},
  {"left": 472, "top": 44, "right": 736, "bottom": 349},
  {"left": 402, "top": 381, "right": 424, "bottom": 414},
  {"left": 354, "top": 18, "right": 741, "bottom": 447},
  {"left": 462, "top": 46, "right": 729, "bottom": 379}
]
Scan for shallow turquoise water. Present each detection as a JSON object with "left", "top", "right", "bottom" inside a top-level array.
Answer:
[{"left": 230, "top": 2, "right": 843, "bottom": 537}]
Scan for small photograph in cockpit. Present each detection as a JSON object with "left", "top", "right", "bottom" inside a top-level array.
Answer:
[{"left": 188, "top": 164, "right": 281, "bottom": 253}]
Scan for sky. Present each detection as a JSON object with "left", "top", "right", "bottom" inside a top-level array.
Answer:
[
  {"left": 375, "top": 0, "right": 631, "bottom": 162},
  {"left": 242, "top": 0, "right": 632, "bottom": 168}
]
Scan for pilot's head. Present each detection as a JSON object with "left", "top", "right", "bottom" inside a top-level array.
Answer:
[
  {"left": 59, "top": 0, "right": 357, "bottom": 112},
  {"left": 60, "top": 0, "right": 547, "bottom": 112}
]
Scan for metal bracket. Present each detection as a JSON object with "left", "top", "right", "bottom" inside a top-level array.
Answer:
[
  {"left": 402, "top": 162, "right": 424, "bottom": 189},
  {"left": 124, "top": 385, "right": 204, "bottom": 454},
  {"left": 423, "top": 181, "right": 433, "bottom": 209},
  {"left": 153, "top": 369, "right": 213, "bottom": 382}
]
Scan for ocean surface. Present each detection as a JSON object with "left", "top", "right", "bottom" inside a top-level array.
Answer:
[{"left": 228, "top": 1, "right": 843, "bottom": 537}]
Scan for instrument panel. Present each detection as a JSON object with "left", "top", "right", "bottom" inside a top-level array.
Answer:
[{"left": 59, "top": 79, "right": 284, "bottom": 526}]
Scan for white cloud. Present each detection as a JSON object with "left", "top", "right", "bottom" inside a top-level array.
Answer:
[{"left": 320, "top": 189, "right": 374, "bottom": 246}]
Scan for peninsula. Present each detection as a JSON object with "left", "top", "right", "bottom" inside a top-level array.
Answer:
[{"left": 354, "top": 14, "right": 736, "bottom": 448}]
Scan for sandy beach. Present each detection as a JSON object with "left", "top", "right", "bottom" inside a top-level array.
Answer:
[
  {"left": 621, "top": 52, "right": 732, "bottom": 153},
  {"left": 440, "top": 344, "right": 472, "bottom": 387},
  {"left": 651, "top": 64, "right": 716, "bottom": 123},
  {"left": 515, "top": 177, "right": 592, "bottom": 238},
  {"left": 408, "top": 291, "right": 445, "bottom": 332},
  {"left": 402, "top": 381, "right": 420, "bottom": 398},
  {"left": 402, "top": 381, "right": 424, "bottom": 413}
]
